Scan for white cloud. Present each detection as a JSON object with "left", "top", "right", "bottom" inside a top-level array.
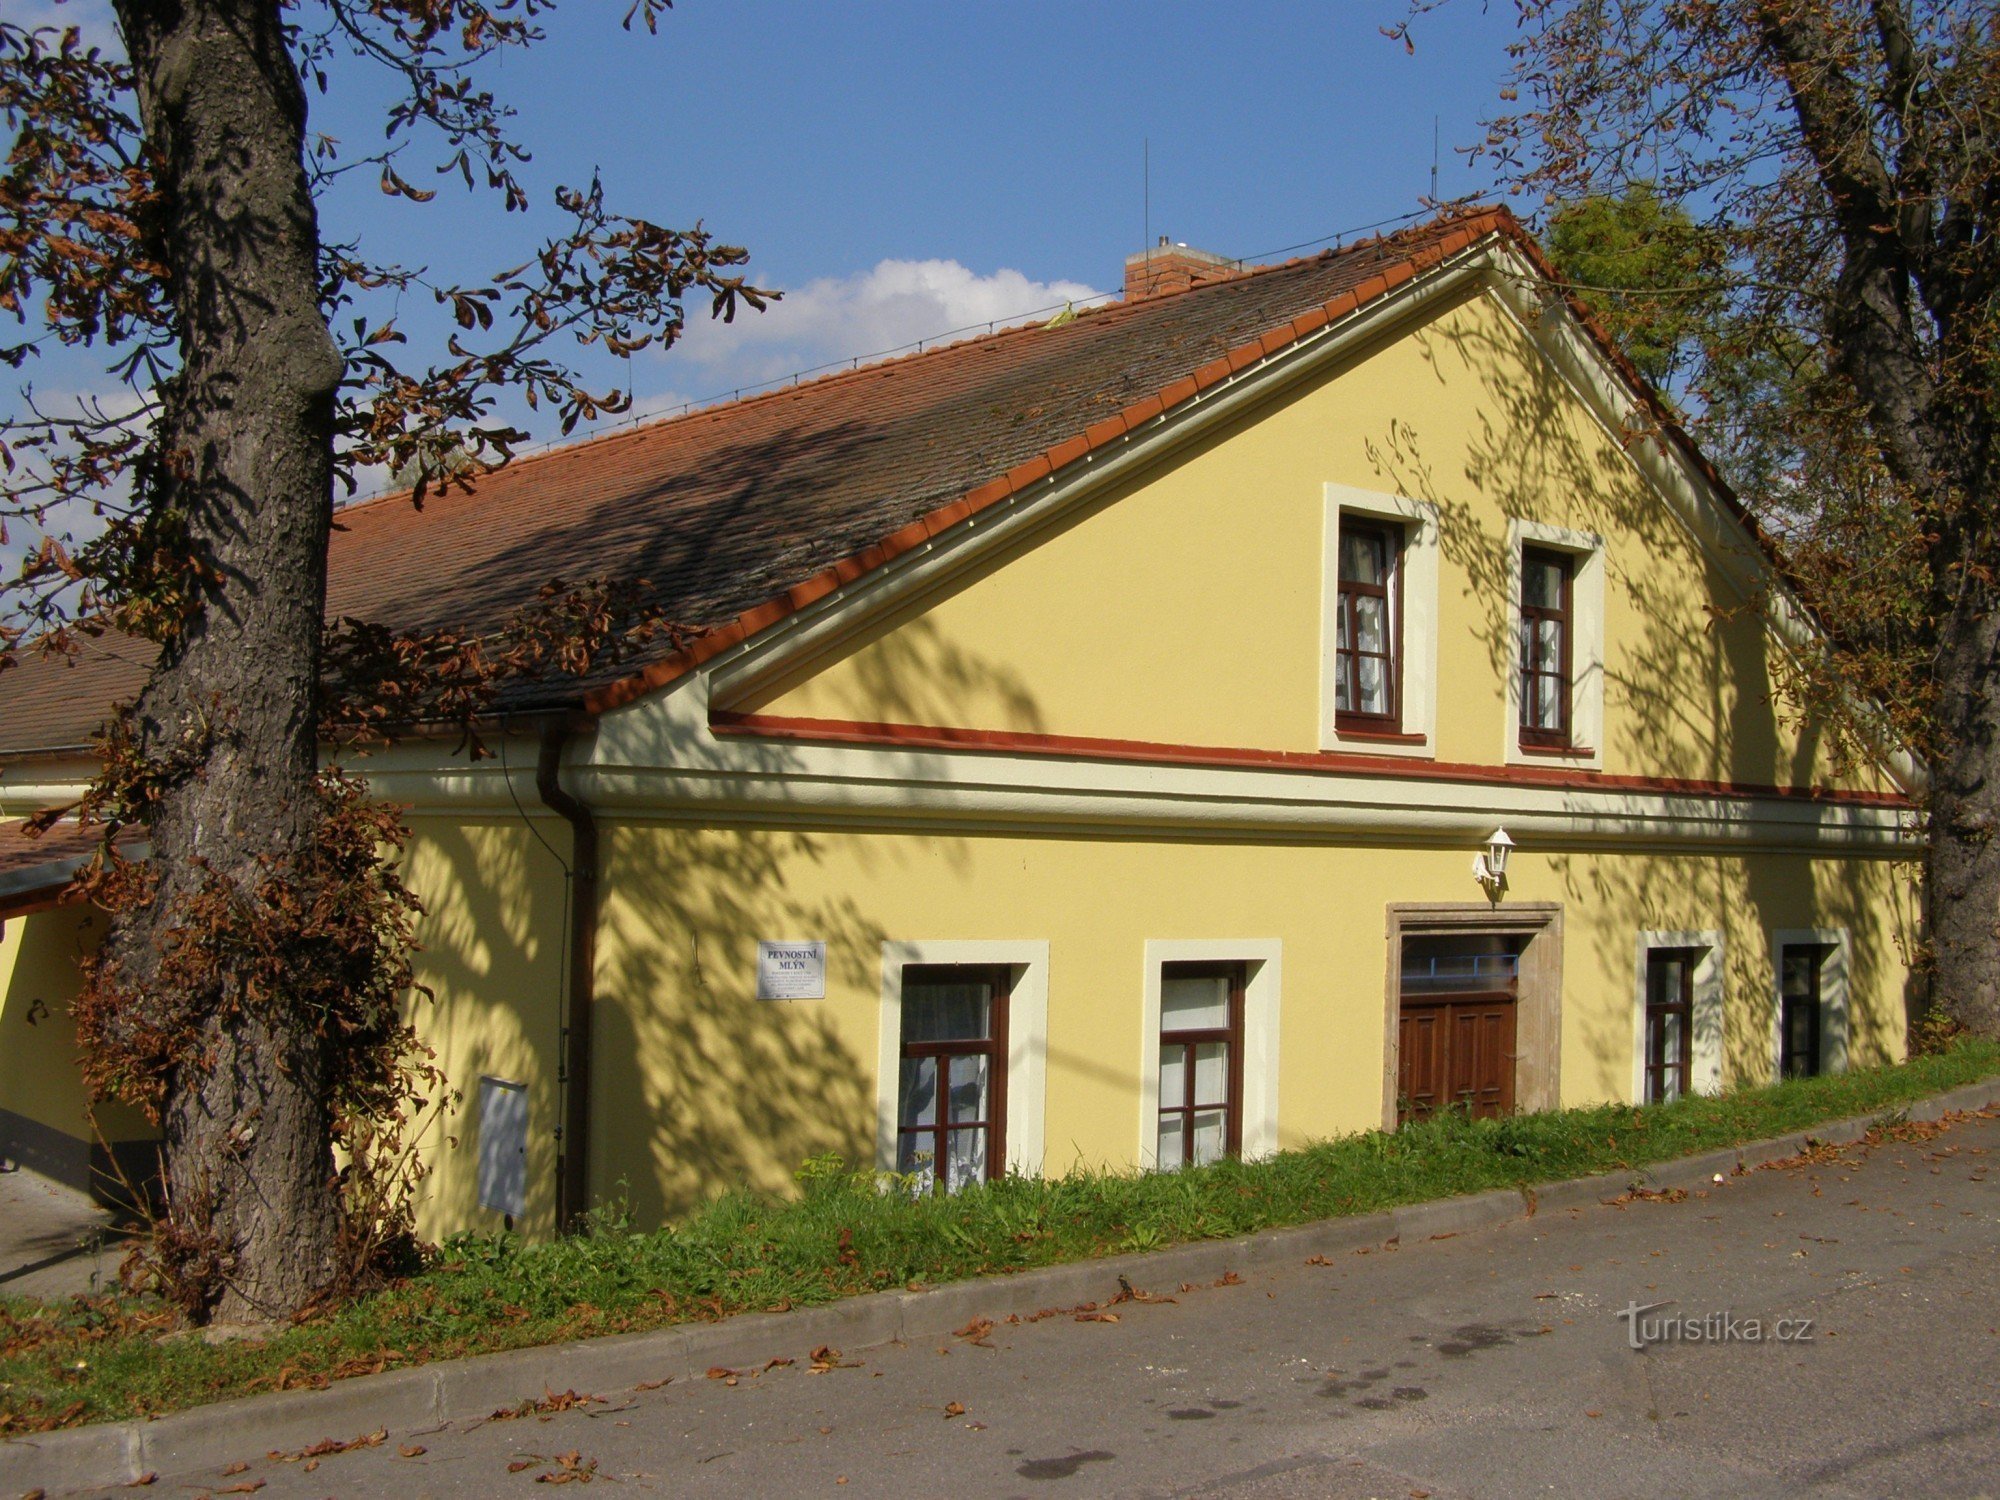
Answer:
[{"left": 661, "top": 258, "right": 1102, "bottom": 398}]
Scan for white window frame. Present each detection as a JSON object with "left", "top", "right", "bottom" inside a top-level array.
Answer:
[
  {"left": 1770, "top": 927, "right": 1851, "bottom": 1080},
  {"left": 1138, "top": 939, "right": 1281, "bottom": 1166},
  {"left": 1505, "top": 519, "right": 1606, "bottom": 769},
  {"left": 877, "top": 940, "right": 1049, "bottom": 1179},
  {"left": 1322, "top": 484, "right": 1439, "bottom": 756},
  {"left": 1633, "top": 930, "right": 1725, "bottom": 1102}
]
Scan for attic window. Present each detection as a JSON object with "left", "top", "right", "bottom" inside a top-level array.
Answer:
[
  {"left": 1322, "top": 486, "right": 1439, "bottom": 756},
  {"left": 1333, "top": 521, "right": 1402, "bottom": 730}
]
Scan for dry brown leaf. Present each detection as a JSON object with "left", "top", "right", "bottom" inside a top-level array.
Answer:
[
  {"left": 633, "top": 1376, "right": 672, "bottom": 1391},
  {"left": 126, "top": 1475, "right": 157, "bottom": 1488},
  {"left": 508, "top": 1458, "right": 538, "bottom": 1473},
  {"left": 217, "top": 1483, "right": 266, "bottom": 1496},
  {"left": 535, "top": 1449, "right": 598, "bottom": 1485},
  {"left": 943, "top": 1401, "right": 965, "bottom": 1418},
  {"left": 222, "top": 1461, "right": 250, "bottom": 1475},
  {"left": 399, "top": 1444, "right": 427, "bottom": 1458}
]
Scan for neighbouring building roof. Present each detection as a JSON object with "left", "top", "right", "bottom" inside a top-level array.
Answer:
[
  {"left": 0, "top": 206, "right": 1745, "bottom": 756},
  {"left": 0, "top": 819, "right": 129, "bottom": 916}
]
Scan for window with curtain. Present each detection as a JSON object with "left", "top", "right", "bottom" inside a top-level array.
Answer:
[
  {"left": 1156, "top": 962, "right": 1245, "bottom": 1169},
  {"left": 896, "top": 964, "right": 1009, "bottom": 1194},
  {"left": 1519, "top": 546, "right": 1573, "bottom": 748},
  {"left": 1334, "top": 521, "right": 1401, "bottom": 729}
]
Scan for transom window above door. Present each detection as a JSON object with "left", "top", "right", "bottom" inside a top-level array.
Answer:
[{"left": 895, "top": 964, "right": 1009, "bottom": 1194}]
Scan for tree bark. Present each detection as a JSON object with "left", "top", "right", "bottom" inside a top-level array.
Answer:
[
  {"left": 1923, "top": 598, "right": 2000, "bottom": 1038},
  {"left": 110, "top": 0, "right": 343, "bottom": 1322},
  {"left": 1755, "top": 0, "right": 2000, "bottom": 1041}
]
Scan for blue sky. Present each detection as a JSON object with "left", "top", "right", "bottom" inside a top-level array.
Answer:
[{"left": 13, "top": 1, "right": 1529, "bottom": 493}]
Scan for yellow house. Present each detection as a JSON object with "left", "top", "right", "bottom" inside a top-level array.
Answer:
[{"left": 0, "top": 208, "right": 1919, "bottom": 1237}]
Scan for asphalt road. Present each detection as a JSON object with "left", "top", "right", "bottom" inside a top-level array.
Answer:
[{"left": 77, "top": 1109, "right": 2000, "bottom": 1499}]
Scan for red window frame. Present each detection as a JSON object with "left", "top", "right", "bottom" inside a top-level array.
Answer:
[
  {"left": 1644, "top": 947, "right": 1698, "bottom": 1104},
  {"left": 1519, "top": 546, "right": 1574, "bottom": 749},
  {"left": 1334, "top": 520, "right": 1403, "bottom": 733},
  {"left": 1156, "top": 961, "right": 1246, "bottom": 1166},
  {"left": 895, "top": 964, "right": 1009, "bottom": 1193}
]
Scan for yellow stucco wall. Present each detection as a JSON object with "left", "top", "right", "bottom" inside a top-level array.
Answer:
[
  {"left": 565, "top": 822, "right": 1914, "bottom": 1227},
  {"left": 0, "top": 900, "right": 150, "bottom": 1155},
  {"left": 738, "top": 286, "right": 1878, "bottom": 795},
  {"left": 399, "top": 815, "right": 573, "bottom": 1242}
]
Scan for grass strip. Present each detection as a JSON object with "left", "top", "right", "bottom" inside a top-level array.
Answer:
[{"left": 3, "top": 1039, "right": 1995, "bottom": 1435}]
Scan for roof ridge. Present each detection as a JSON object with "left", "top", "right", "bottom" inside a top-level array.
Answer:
[{"left": 334, "top": 210, "right": 1501, "bottom": 524}]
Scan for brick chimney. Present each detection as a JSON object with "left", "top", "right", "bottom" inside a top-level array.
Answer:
[{"left": 1124, "top": 237, "right": 1240, "bottom": 301}]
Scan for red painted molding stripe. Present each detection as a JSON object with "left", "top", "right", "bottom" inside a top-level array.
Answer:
[{"left": 706, "top": 710, "right": 1912, "bottom": 810}]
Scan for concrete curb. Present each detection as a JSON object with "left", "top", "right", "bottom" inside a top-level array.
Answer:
[{"left": 7, "top": 1075, "right": 1996, "bottom": 1496}]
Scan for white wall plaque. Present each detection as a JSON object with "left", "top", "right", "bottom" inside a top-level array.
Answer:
[{"left": 757, "top": 940, "right": 827, "bottom": 1000}]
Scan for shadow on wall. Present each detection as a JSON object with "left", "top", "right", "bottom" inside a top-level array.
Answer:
[
  {"left": 396, "top": 811, "right": 572, "bottom": 1239},
  {"left": 1361, "top": 289, "right": 1913, "bottom": 1098},
  {"left": 1365, "top": 286, "right": 1826, "bottom": 790},
  {"left": 592, "top": 730, "right": 988, "bottom": 1227}
]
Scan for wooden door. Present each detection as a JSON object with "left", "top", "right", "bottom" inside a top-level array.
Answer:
[{"left": 1397, "top": 936, "right": 1521, "bottom": 1125}]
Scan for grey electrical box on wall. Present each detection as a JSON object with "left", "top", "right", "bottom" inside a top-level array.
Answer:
[{"left": 477, "top": 1075, "right": 528, "bottom": 1220}]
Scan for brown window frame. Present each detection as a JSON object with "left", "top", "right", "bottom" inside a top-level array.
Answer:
[
  {"left": 895, "top": 963, "right": 1010, "bottom": 1193},
  {"left": 1156, "top": 960, "right": 1246, "bottom": 1166},
  {"left": 1333, "top": 519, "right": 1404, "bottom": 734},
  {"left": 1644, "top": 947, "right": 1699, "bottom": 1104},
  {"left": 1518, "top": 546, "right": 1574, "bottom": 750},
  {"left": 1780, "top": 944, "right": 1828, "bottom": 1079}
]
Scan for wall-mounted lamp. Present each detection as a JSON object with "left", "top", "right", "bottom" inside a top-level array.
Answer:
[{"left": 1473, "top": 827, "right": 1514, "bottom": 899}]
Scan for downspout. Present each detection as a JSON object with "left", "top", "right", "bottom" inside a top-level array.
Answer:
[{"left": 535, "top": 719, "right": 598, "bottom": 1233}]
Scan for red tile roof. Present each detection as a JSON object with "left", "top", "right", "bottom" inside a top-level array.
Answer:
[{"left": 1, "top": 206, "right": 1752, "bottom": 755}]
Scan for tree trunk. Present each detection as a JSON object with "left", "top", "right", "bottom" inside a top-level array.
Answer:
[
  {"left": 1924, "top": 592, "right": 2000, "bottom": 1040},
  {"left": 109, "top": 0, "right": 343, "bottom": 1322}
]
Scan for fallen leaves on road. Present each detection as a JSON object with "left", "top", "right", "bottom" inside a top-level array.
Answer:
[
  {"left": 943, "top": 1401, "right": 966, "bottom": 1418},
  {"left": 809, "top": 1345, "right": 860, "bottom": 1373},
  {"left": 217, "top": 1482, "right": 266, "bottom": 1495},
  {"left": 125, "top": 1474, "right": 157, "bottom": 1488},
  {"left": 1110, "top": 1277, "right": 1177, "bottom": 1306},
  {"left": 267, "top": 1428, "right": 385, "bottom": 1464},
  {"left": 955, "top": 1317, "right": 995, "bottom": 1346},
  {"left": 398, "top": 1443, "right": 427, "bottom": 1458},
  {"left": 633, "top": 1376, "right": 673, "bottom": 1391},
  {"left": 534, "top": 1450, "right": 598, "bottom": 1485},
  {"left": 489, "top": 1389, "right": 601, "bottom": 1421},
  {"left": 1604, "top": 1187, "right": 1688, "bottom": 1207},
  {"left": 706, "top": 1357, "right": 795, "bottom": 1385}
]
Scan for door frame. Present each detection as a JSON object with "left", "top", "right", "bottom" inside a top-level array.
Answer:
[{"left": 1382, "top": 902, "right": 1563, "bottom": 1130}]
